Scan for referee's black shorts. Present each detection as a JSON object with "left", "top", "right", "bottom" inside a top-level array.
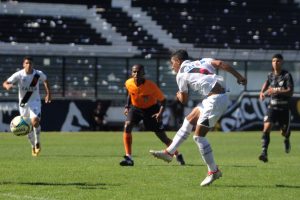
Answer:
[{"left": 126, "top": 104, "right": 165, "bottom": 132}]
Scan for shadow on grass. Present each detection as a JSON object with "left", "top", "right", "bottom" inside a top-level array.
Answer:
[
  {"left": 215, "top": 184, "right": 300, "bottom": 189},
  {"left": 146, "top": 164, "right": 258, "bottom": 168},
  {"left": 275, "top": 184, "right": 300, "bottom": 189},
  {"left": 230, "top": 165, "right": 257, "bottom": 168},
  {"left": 42, "top": 154, "right": 121, "bottom": 158},
  {"left": 0, "top": 181, "right": 121, "bottom": 190}
]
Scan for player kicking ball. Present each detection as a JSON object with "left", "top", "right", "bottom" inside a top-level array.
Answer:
[{"left": 150, "top": 49, "right": 247, "bottom": 186}]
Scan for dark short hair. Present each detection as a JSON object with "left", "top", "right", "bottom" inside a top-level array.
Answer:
[
  {"left": 23, "top": 56, "right": 33, "bottom": 63},
  {"left": 132, "top": 64, "right": 145, "bottom": 74},
  {"left": 171, "top": 49, "right": 189, "bottom": 61},
  {"left": 272, "top": 54, "right": 283, "bottom": 60}
]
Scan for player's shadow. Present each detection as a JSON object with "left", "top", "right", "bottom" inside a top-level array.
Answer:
[
  {"left": 275, "top": 184, "right": 300, "bottom": 189},
  {"left": 42, "top": 154, "right": 121, "bottom": 158},
  {"left": 0, "top": 181, "right": 120, "bottom": 190},
  {"left": 147, "top": 164, "right": 257, "bottom": 168},
  {"left": 216, "top": 184, "right": 300, "bottom": 189}
]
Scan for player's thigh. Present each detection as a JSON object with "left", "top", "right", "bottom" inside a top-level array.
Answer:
[
  {"left": 29, "top": 104, "right": 41, "bottom": 120},
  {"left": 186, "top": 107, "right": 200, "bottom": 126},
  {"left": 264, "top": 107, "right": 278, "bottom": 124},
  {"left": 19, "top": 106, "right": 30, "bottom": 118},
  {"left": 143, "top": 115, "right": 164, "bottom": 132},
  {"left": 278, "top": 109, "right": 291, "bottom": 131},
  {"left": 126, "top": 107, "right": 143, "bottom": 126},
  {"left": 143, "top": 105, "right": 164, "bottom": 132},
  {"left": 197, "top": 94, "right": 229, "bottom": 128}
]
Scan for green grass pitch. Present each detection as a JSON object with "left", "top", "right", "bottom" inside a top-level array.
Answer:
[{"left": 0, "top": 131, "right": 299, "bottom": 200}]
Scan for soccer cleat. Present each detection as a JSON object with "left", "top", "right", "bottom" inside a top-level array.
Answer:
[
  {"left": 33, "top": 143, "right": 41, "bottom": 157},
  {"left": 119, "top": 156, "right": 134, "bottom": 166},
  {"left": 175, "top": 154, "right": 185, "bottom": 165},
  {"left": 149, "top": 150, "right": 173, "bottom": 163},
  {"left": 258, "top": 153, "right": 268, "bottom": 163},
  {"left": 35, "top": 148, "right": 41, "bottom": 156},
  {"left": 200, "top": 169, "right": 222, "bottom": 186},
  {"left": 31, "top": 147, "right": 37, "bottom": 157},
  {"left": 284, "top": 139, "right": 291, "bottom": 153}
]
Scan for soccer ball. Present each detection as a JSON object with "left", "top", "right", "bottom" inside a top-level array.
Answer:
[{"left": 10, "top": 116, "right": 32, "bottom": 136}]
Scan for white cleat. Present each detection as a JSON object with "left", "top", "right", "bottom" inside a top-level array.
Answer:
[
  {"left": 200, "top": 169, "right": 222, "bottom": 186},
  {"left": 149, "top": 150, "right": 173, "bottom": 163}
]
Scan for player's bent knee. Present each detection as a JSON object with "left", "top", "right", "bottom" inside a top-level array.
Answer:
[
  {"left": 31, "top": 118, "right": 40, "bottom": 128},
  {"left": 124, "top": 121, "right": 133, "bottom": 132}
]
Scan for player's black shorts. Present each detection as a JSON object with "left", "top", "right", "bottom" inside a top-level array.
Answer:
[
  {"left": 126, "top": 104, "right": 164, "bottom": 132},
  {"left": 264, "top": 106, "right": 291, "bottom": 130}
]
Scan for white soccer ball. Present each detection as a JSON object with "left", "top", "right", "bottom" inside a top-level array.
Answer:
[{"left": 10, "top": 116, "right": 32, "bottom": 136}]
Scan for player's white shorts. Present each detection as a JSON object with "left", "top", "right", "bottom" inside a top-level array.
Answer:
[
  {"left": 197, "top": 93, "right": 229, "bottom": 128},
  {"left": 19, "top": 101, "right": 41, "bottom": 119}
]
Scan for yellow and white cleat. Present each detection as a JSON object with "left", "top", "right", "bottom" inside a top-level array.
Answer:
[
  {"left": 32, "top": 147, "right": 37, "bottom": 157},
  {"left": 35, "top": 148, "right": 41, "bottom": 156},
  {"left": 32, "top": 144, "right": 41, "bottom": 157}
]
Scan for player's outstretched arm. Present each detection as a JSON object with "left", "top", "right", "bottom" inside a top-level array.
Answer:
[{"left": 211, "top": 60, "right": 247, "bottom": 85}]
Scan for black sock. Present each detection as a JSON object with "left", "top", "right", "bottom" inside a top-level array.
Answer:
[{"left": 261, "top": 132, "right": 270, "bottom": 155}]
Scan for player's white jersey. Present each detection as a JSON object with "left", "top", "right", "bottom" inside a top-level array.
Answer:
[
  {"left": 6, "top": 69, "right": 47, "bottom": 105},
  {"left": 176, "top": 58, "right": 223, "bottom": 98}
]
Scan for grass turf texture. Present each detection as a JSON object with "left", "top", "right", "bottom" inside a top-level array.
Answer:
[{"left": 0, "top": 131, "right": 299, "bottom": 200}]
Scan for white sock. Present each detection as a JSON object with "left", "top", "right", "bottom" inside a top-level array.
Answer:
[
  {"left": 27, "top": 131, "right": 35, "bottom": 147},
  {"left": 166, "top": 118, "right": 193, "bottom": 154},
  {"left": 34, "top": 126, "right": 41, "bottom": 146},
  {"left": 193, "top": 136, "right": 217, "bottom": 172}
]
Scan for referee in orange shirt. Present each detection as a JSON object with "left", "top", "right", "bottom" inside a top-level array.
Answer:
[{"left": 120, "top": 64, "right": 185, "bottom": 166}]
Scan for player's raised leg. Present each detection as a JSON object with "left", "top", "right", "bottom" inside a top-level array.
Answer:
[{"left": 150, "top": 117, "right": 194, "bottom": 163}]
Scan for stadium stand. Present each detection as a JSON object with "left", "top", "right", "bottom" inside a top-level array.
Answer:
[
  {"left": 0, "top": 1, "right": 139, "bottom": 56},
  {"left": 96, "top": 2, "right": 170, "bottom": 58},
  {"left": 132, "top": 0, "right": 300, "bottom": 50},
  {"left": 0, "top": 14, "right": 111, "bottom": 45},
  {"left": 0, "top": 0, "right": 299, "bottom": 60}
]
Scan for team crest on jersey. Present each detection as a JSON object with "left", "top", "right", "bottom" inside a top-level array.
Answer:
[
  {"left": 279, "top": 81, "right": 284, "bottom": 86},
  {"left": 143, "top": 96, "right": 149, "bottom": 102}
]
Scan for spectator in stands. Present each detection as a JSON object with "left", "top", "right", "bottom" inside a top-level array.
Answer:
[
  {"left": 258, "top": 54, "right": 294, "bottom": 163},
  {"left": 150, "top": 49, "right": 247, "bottom": 186},
  {"left": 2, "top": 56, "right": 52, "bottom": 157},
  {"left": 120, "top": 64, "right": 185, "bottom": 166},
  {"left": 92, "top": 101, "right": 110, "bottom": 131}
]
